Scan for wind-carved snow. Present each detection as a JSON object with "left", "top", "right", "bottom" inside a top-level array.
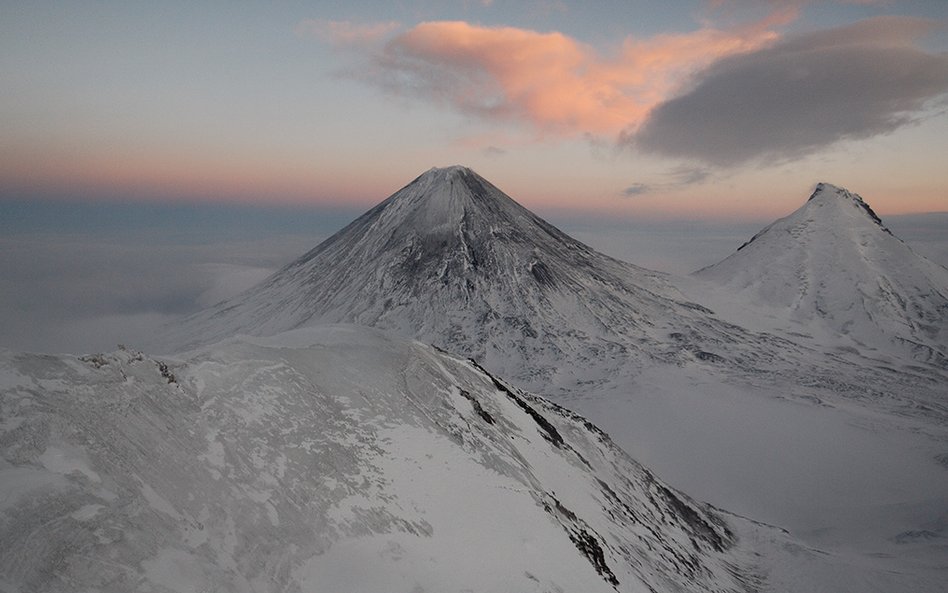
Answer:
[
  {"left": 694, "top": 182, "right": 948, "bottom": 368},
  {"left": 0, "top": 327, "right": 754, "bottom": 593}
]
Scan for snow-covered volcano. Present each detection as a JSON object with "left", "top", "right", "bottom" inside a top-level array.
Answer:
[
  {"left": 695, "top": 183, "right": 948, "bottom": 366},
  {"left": 0, "top": 326, "right": 755, "bottom": 593},
  {"left": 157, "top": 166, "right": 765, "bottom": 389}
]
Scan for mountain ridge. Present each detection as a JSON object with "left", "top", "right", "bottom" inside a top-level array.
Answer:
[{"left": 0, "top": 325, "right": 757, "bottom": 593}]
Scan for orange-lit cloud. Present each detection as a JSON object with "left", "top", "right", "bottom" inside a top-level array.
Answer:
[{"left": 324, "top": 18, "right": 784, "bottom": 139}]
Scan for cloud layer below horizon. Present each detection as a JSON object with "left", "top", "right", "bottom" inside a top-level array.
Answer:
[{"left": 310, "top": 14, "right": 948, "bottom": 167}]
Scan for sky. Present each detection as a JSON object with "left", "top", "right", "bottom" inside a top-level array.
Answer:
[
  {"left": 2, "top": 0, "right": 948, "bottom": 220},
  {"left": 2, "top": 0, "right": 948, "bottom": 354}
]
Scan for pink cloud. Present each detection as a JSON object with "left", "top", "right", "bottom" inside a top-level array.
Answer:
[{"left": 329, "top": 18, "right": 785, "bottom": 139}]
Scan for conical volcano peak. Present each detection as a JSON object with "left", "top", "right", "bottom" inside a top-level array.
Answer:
[
  {"left": 697, "top": 181, "right": 947, "bottom": 366},
  {"left": 426, "top": 164, "right": 474, "bottom": 177},
  {"left": 407, "top": 165, "right": 475, "bottom": 192},
  {"left": 808, "top": 182, "right": 867, "bottom": 205},
  {"left": 806, "top": 182, "right": 889, "bottom": 231},
  {"left": 381, "top": 165, "right": 534, "bottom": 235},
  {"left": 407, "top": 164, "right": 485, "bottom": 191},
  {"left": 810, "top": 181, "right": 844, "bottom": 196},
  {"left": 156, "top": 165, "right": 681, "bottom": 375},
  {"left": 399, "top": 165, "right": 478, "bottom": 202}
]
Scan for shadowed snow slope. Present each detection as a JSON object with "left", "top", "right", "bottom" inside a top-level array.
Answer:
[
  {"left": 0, "top": 325, "right": 754, "bottom": 593},
  {"left": 695, "top": 183, "right": 948, "bottom": 367},
  {"left": 155, "top": 166, "right": 799, "bottom": 391}
]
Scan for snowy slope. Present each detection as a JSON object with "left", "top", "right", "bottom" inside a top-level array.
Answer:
[
  {"left": 569, "top": 360, "right": 948, "bottom": 593},
  {"left": 155, "top": 166, "right": 810, "bottom": 393},
  {"left": 138, "top": 168, "right": 948, "bottom": 592},
  {"left": 0, "top": 326, "right": 754, "bottom": 593},
  {"left": 694, "top": 183, "right": 948, "bottom": 367},
  {"left": 154, "top": 169, "right": 945, "bottom": 425},
  {"left": 9, "top": 169, "right": 947, "bottom": 593}
]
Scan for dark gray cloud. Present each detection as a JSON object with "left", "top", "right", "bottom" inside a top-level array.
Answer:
[
  {"left": 632, "top": 17, "right": 948, "bottom": 166},
  {"left": 669, "top": 165, "right": 711, "bottom": 185},
  {"left": 621, "top": 165, "right": 712, "bottom": 197},
  {"left": 622, "top": 183, "right": 652, "bottom": 197}
]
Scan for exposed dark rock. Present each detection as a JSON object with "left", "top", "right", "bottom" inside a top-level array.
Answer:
[{"left": 458, "top": 388, "right": 495, "bottom": 425}]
